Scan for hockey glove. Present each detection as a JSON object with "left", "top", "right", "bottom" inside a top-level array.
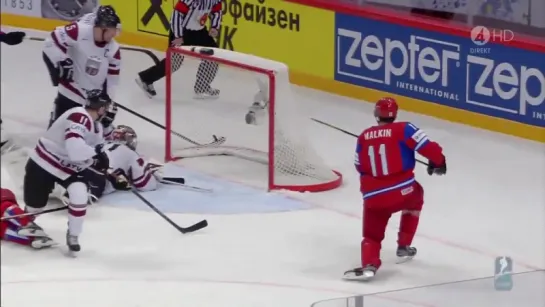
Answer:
[
  {"left": 427, "top": 159, "right": 447, "bottom": 176},
  {"left": 144, "top": 162, "right": 185, "bottom": 184},
  {"left": 146, "top": 162, "right": 163, "bottom": 175},
  {"left": 91, "top": 144, "right": 110, "bottom": 172},
  {"left": 58, "top": 58, "right": 75, "bottom": 83},
  {"left": 0, "top": 31, "right": 25, "bottom": 45}
]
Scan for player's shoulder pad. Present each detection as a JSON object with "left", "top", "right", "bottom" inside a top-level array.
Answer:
[
  {"left": 63, "top": 22, "right": 79, "bottom": 41},
  {"left": 66, "top": 108, "right": 93, "bottom": 132},
  {"left": 404, "top": 122, "right": 427, "bottom": 143},
  {"left": 403, "top": 121, "right": 420, "bottom": 131}
]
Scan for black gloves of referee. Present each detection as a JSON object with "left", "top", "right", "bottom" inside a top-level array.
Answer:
[{"left": 0, "top": 31, "right": 25, "bottom": 45}]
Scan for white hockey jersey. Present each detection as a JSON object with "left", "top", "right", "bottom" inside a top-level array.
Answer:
[
  {"left": 29, "top": 107, "right": 104, "bottom": 180},
  {"left": 104, "top": 143, "right": 158, "bottom": 193},
  {"left": 43, "top": 15, "right": 121, "bottom": 105}
]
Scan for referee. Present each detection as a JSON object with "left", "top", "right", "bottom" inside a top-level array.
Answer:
[{"left": 136, "top": 0, "right": 222, "bottom": 99}]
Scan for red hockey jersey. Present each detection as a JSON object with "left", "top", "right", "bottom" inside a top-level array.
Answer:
[
  {"left": 1, "top": 188, "right": 24, "bottom": 236},
  {"left": 355, "top": 122, "right": 444, "bottom": 199}
]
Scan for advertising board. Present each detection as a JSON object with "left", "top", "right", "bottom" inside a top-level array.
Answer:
[
  {"left": 334, "top": 12, "right": 545, "bottom": 128},
  {"left": 1, "top": 0, "right": 100, "bottom": 21},
  {"left": 133, "top": 0, "right": 335, "bottom": 80}
]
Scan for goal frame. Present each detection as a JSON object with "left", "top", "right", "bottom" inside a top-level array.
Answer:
[{"left": 164, "top": 46, "right": 342, "bottom": 192}]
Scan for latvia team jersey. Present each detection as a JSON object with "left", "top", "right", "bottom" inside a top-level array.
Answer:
[
  {"left": 42, "top": 16, "right": 121, "bottom": 105},
  {"left": 29, "top": 107, "right": 104, "bottom": 180},
  {"left": 104, "top": 142, "right": 158, "bottom": 193}
]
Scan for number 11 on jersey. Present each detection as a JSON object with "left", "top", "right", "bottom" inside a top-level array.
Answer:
[{"left": 368, "top": 144, "right": 389, "bottom": 176}]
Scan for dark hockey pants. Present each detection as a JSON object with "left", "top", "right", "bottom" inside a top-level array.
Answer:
[
  {"left": 43, "top": 51, "right": 82, "bottom": 128},
  {"left": 23, "top": 159, "right": 106, "bottom": 209},
  {"left": 43, "top": 52, "right": 59, "bottom": 87},
  {"left": 138, "top": 29, "right": 219, "bottom": 93}
]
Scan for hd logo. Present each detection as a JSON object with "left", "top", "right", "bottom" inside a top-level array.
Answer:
[{"left": 137, "top": 0, "right": 174, "bottom": 36}]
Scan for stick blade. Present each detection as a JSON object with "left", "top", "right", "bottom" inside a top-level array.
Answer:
[{"left": 178, "top": 219, "right": 208, "bottom": 234}]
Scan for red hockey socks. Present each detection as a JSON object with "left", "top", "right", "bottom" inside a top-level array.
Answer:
[
  {"left": 361, "top": 206, "right": 391, "bottom": 268},
  {"left": 397, "top": 211, "right": 420, "bottom": 246},
  {"left": 361, "top": 239, "right": 382, "bottom": 268}
]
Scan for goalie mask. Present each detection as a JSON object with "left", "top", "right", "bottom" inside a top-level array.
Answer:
[{"left": 112, "top": 125, "right": 138, "bottom": 150}]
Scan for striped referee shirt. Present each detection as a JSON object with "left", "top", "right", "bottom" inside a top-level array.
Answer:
[{"left": 171, "top": 0, "right": 222, "bottom": 38}]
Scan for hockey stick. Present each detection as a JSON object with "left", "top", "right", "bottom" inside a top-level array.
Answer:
[
  {"left": 115, "top": 103, "right": 226, "bottom": 147},
  {"left": 26, "top": 37, "right": 45, "bottom": 41},
  {"left": 0, "top": 206, "right": 68, "bottom": 221},
  {"left": 127, "top": 183, "right": 208, "bottom": 234},
  {"left": 110, "top": 172, "right": 208, "bottom": 234},
  {"left": 311, "top": 118, "right": 429, "bottom": 166},
  {"left": 160, "top": 178, "right": 213, "bottom": 193},
  {"left": 25, "top": 36, "right": 224, "bottom": 147}
]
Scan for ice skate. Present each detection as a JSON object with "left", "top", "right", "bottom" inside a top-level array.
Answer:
[
  {"left": 343, "top": 264, "right": 378, "bottom": 281},
  {"left": 396, "top": 245, "right": 417, "bottom": 264},
  {"left": 194, "top": 87, "right": 220, "bottom": 99},
  {"left": 17, "top": 222, "right": 48, "bottom": 238},
  {"left": 66, "top": 231, "right": 81, "bottom": 254},
  {"left": 135, "top": 76, "right": 156, "bottom": 98},
  {"left": 30, "top": 236, "right": 57, "bottom": 249}
]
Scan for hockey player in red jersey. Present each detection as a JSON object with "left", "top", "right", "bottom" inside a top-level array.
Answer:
[
  {"left": 344, "top": 97, "right": 447, "bottom": 281},
  {"left": 1, "top": 188, "right": 56, "bottom": 249}
]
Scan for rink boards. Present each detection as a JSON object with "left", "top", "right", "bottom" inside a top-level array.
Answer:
[
  {"left": 311, "top": 271, "right": 545, "bottom": 307},
  {"left": 1, "top": 0, "right": 544, "bottom": 142}
]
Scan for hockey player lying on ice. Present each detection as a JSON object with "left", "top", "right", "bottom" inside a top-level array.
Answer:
[
  {"left": 97, "top": 124, "right": 162, "bottom": 196},
  {"left": 1, "top": 188, "right": 56, "bottom": 249},
  {"left": 344, "top": 97, "right": 447, "bottom": 281}
]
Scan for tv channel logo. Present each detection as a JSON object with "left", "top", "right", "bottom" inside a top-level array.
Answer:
[
  {"left": 470, "top": 26, "right": 514, "bottom": 54},
  {"left": 494, "top": 256, "right": 513, "bottom": 291}
]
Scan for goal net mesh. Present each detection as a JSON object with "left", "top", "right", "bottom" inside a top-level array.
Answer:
[{"left": 165, "top": 46, "right": 342, "bottom": 192}]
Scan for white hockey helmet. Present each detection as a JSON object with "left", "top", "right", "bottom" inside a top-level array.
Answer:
[{"left": 112, "top": 125, "right": 137, "bottom": 150}]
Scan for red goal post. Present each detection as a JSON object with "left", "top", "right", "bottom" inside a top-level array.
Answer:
[{"left": 164, "top": 46, "right": 342, "bottom": 192}]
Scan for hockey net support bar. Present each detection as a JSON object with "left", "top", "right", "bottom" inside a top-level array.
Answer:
[{"left": 164, "top": 46, "right": 342, "bottom": 192}]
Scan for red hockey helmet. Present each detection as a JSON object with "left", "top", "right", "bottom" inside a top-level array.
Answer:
[{"left": 374, "top": 97, "right": 398, "bottom": 121}]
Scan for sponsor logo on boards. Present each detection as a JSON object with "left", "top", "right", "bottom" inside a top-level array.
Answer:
[{"left": 334, "top": 13, "right": 545, "bottom": 127}]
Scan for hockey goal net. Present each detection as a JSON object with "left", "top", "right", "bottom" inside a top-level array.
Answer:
[{"left": 164, "top": 46, "right": 342, "bottom": 192}]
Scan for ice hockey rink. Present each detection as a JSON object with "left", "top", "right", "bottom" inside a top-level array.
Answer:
[{"left": 1, "top": 28, "right": 544, "bottom": 307}]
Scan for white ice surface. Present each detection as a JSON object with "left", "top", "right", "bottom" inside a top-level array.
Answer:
[{"left": 1, "top": 28, "right": 544, "bottom": 307}]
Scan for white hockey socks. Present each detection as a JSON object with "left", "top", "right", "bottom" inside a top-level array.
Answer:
[{"left": 66, "top": 182, "right": 88, "bottom": 236}]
